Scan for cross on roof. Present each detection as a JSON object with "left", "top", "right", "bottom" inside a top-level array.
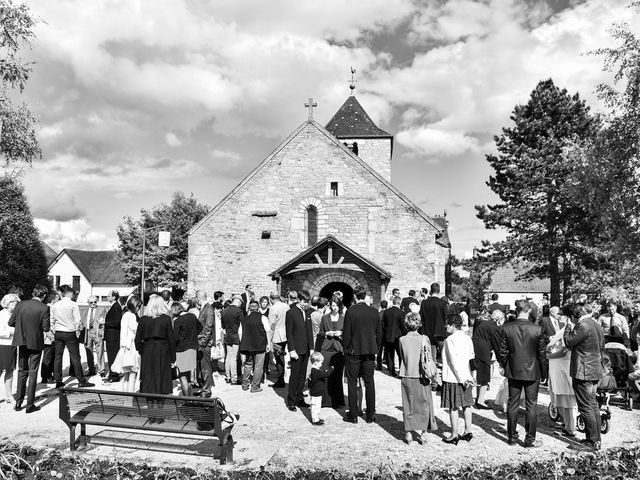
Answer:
[{"left": 305, "top": 97, "right": 317, "bottom": 120}]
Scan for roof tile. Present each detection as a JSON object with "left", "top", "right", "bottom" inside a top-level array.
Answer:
[{"left": 325, "top": 96, "right": 391, "bottom": 138}]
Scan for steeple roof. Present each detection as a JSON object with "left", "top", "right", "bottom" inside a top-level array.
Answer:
[{"left": 325, "top": 96, "right": 391, "bottom": 138}]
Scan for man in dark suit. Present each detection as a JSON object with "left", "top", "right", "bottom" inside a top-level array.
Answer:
[
  {"left": 343, "top": 289, "right": 382, "bottom": 423},
  {"left": 196, "top": 290, "right": 216, "bottom": 395},
  {"left": 497, "top": 299, "right": 547, "bottom": 448},
  {"left": 103, "top": 290, "right": 122, "bottom": 382},
  {"left": 240, "top": 284, "right": 252, "bottom": 313},
  {"left": 399, "top": 290, "right": 418, "bottom": 316},
  {"left": 285, "top": 291, "right": 313, "bottom": 411},
  {"left": 382, "top": 296, "right": 403, "bottom": 376},
  {"left": 488, "top": 294, "right": 507, "bottom": 314},
  {"left": 419, "top": 283, "right": 448, "bottom": 363},
  {"left": 564, "top": 303, "right": 605, "bottom": 452},
  {"left": 8, "top": 284, "right": 50, "bottom": 413},
  {"left": 376, "top": 300, "right": 387, "bottom": 370}
]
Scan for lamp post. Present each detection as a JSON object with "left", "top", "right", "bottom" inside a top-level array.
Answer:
[{"left": 141, "top": 224, "right": 169, "bottom": 295}]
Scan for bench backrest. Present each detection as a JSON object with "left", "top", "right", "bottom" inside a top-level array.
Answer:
[{"left": 59, "top": 388, "right": 225, "bottom": 436}]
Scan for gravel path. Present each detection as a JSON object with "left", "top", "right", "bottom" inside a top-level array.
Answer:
[{"left": 1, "top": 366, "right": 639, "bottom": 474}]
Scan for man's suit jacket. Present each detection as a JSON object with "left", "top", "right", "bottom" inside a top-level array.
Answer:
[
  {"left": 539, "top": 316, "right": 556, "bottom": 338},
  {"left": 497, "top": 318, "right": 547, "bottom": 381},
  {"left": 399, "top": 297, "right": 418, "bottom": 315},
  {"left": 382, "top": 305, "right": 403, "bottom": 343},
  {"left": 80, "top": 305, "right": 108, "bottom": 344},
  {"left": 103, "top": 301, "right": 123, "bottom": 341},
  {"left": 343, "top": 302, "right": 382, "bottom": 356},
  {"left": 564, "top": 316, "right": 605, "bottom": 382},
  {"left": 419, "top": 296, "right": 448, "bottom": 340},
  {"left": 285, "top": 304, "right": 313, "bottom": 355},
  {"left": 8, "top": 298, "right": 50, "bottom": 350},
  {"left": 198, "top": 302, "right": 216, "bottom": 348},
  {"left": 488, "top": 302, "right": 507, "bottom": 313}
]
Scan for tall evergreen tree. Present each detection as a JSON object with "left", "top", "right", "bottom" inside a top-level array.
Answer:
[
  {"left": 116, "top": 192, "right": 209, "bottom": 290},
  {"left": 476, "top": 79, "right": 598, "bottom": 306},
  {"left": 0, "top": 175, "right": 49, "bottom": 294}
]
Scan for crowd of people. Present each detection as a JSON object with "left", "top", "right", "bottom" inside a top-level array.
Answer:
[{"left": 0, "top": 282, "right": 639, "bottom": 451}]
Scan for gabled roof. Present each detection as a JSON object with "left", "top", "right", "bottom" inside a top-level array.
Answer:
[
  {"left": 269, "top": 234, "right": 392, "bottom": 279},
  {"left": 325, "top": 96, "right": 392, "bottom": 138},
  {"left": 52, "top": 249, "right": 127, "bottom": 284},
  {"left": 189, "top": 120, "right": 442, "bottom": 236},
  {"left": 42, "top": 242, "right": 58, "bottom": 266},
  {"left": 489, "top": 262, "right": 550, "bottom": 294}
]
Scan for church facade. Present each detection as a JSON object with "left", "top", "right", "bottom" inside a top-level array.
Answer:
[{"left": 188, "top": 96, "right": 450, "bottom": 305}]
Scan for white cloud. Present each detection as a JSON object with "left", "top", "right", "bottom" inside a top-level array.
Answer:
[
  {"left": 165, "top": 132, "right": 182, "bottom": 147},
  {"left": 35, "top": 218, "right": 112, "bottom": 251},
  {"left": 397, "top": 127, "right": 480, "bottom": 158}
]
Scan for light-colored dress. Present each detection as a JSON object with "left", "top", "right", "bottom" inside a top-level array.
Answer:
[
  {"left": 548, "top": 327, "right": 577, "bottom": 409},
  {"left": 111, "top": 311, "right": 140, "bottom": 374}
]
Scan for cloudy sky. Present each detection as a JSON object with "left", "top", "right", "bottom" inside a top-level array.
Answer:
[{"left": 12, "top": 0, "right": 638, "bottom": 257}]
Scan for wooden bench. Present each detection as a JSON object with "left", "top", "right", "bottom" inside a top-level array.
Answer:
[{"left": 58, "top": 387, "right": 237, "bottom": 464}]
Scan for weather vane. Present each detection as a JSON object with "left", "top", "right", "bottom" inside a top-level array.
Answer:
[{"left": 349, "top": 67, "right": 357, "bottom": 95}]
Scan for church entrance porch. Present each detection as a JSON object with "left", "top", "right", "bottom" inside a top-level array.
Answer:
[
  {"left": 320, "top": 282, "right": 353, "bottom": 307},
  {"left": 269, "top": 235, "right": 391, "bottom": 306}
]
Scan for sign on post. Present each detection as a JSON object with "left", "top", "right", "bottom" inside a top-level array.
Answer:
[{"left": 158, "top": 231, "right": 171, "bottom": 247}]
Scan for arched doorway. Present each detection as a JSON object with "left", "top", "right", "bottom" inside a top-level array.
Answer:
[{"left": 320, "top": 281, "right": 354, "bottom": 307}]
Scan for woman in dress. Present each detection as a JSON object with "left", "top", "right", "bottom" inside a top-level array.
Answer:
[
  {"left": 111, "top": 295, "right": 142, "bottom": 392},
  {"left": 315, "top": 296, "right": 345, "bottom": 407},
  {"left": 398, "top": 312, "right": 437, "bottom": 444},
  {"left": 135, "top": 295, "right": 176, "bottom": 410},
  {"left": 172, "top": 302, "right": 202, "bottom": 396},
  {"left": 472, "top": 309, "right": 503, "bottom": 409},
  {"left": 0, "top": 294, "right": 19, "bottom": 403},
  {"left": 547, "top": 305, "right": 577, "bottom": 437},
  {"left": 441, "top": 312, "right": 475, "bottom": 444}
]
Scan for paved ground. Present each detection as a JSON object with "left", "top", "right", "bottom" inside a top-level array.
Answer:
[{"left": 1, "top": 356, "right": 639, "bottom": 475}]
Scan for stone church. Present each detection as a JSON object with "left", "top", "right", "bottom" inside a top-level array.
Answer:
[{"left": 188, "top": 94, "right": 451, "bottom": 306}]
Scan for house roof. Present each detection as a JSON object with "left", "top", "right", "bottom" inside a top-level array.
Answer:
[
  {"left": 325, "top": 96, "right": 392, "bottom": 138},
  {"left": 269, "top": 234, "right": 393, "bottom": 279},
  {"left": 489, "top": 263, "right": 550, "bottom": 294},
  {"left": 53, "top": 249, "right": 127, "bottom": 284},
  {"left": 189, "top": 119, "right": 443, "bottom": 236},
  {"left": 42, "top": 242, "right": 58, "bottom": 266}
]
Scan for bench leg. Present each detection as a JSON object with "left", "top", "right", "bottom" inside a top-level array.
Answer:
[
  {"left": 69, "top": 425, "right": 76, "bottom": 451},
  {"left": 80, "top": 424, "right": 87, "bottom": 448},
  {"left": 219, "top": 434, "right": 233, "bottom": 465}
]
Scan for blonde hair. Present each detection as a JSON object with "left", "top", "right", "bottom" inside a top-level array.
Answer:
[
  {"left": 145, "top": 295, "right": 169, "bottom": 318},
  {"left": 490, "top": 309, "right": 505, "bottom": 325},
  {"left": 0, "top": 294, "right": 19, "bottom": 309},
  {"left": 404, "top": 312, "right": 422, "bottom": 332}
]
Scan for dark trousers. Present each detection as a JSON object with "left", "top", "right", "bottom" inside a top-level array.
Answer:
[
  {"left": 105, "top": 334, "right": 120, "bottom": 378},
  {"left": 287, "top": 352, "right": 309, "bottom": 406},
  {"left": 345, "top": 354, "right": 376, "bottom": 420},
  {"left": 376, "top": 341, "right": 384, "bottom": 369},
  {"left": 384, "top": 339, "right": 400, "bottom": 375},
  {"left": 54, "top": 331, "right": 86, "bottom": 383},
  {"left": 431, "top": 337, "right": 445, "bottom": 365},
  {"left": 198, "top": 346, "right": 214, "bottom": 392},
  {"left": 40, "top": 344, "right": 55, "bottom": 381},
  {"left": 507, "top": 379, "right": 539, "bottom": 444},
  {"left": 573, "top": 378, "right": 601, "bottom": 444},
  {"left": 273, "top": 342, "right": 287, "bottom": 382},
  {"left": 16, "top": 347, "right": 42, "bottom": 408}
]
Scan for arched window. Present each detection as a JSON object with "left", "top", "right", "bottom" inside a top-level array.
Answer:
[{"left": 306, "top": 205, "right": 318, "bottom": 246}]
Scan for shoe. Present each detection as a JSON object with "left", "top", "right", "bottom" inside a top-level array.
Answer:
[
  {"left": 242, "top": 385, "right": 250, "bottom": 391},
  {"left": 295, "top": 401, "right": 310, "bottom": 408},
  {"left": 404, "top": 432, "right": 412, "bottom": 445},
  {"left": 442, "top": 435, "right": 459, "bottom": 445},
  {"left": 270, "top": 381, "right": 285, "bottom": 388},
  {"left": 417, "top": 434, "right": 425, "bottom": 445},
  {"left": 87, "top": 370, "right": 97, "bottom": 377},
  {"left": 460, "top": 432, "right": 473, "bottom": 442},
  {"left": 5, "top": 396, "right": 13, "bottom": 404},
  {"left": 365, "top": 416, "right": 376, "bottom": 424},
  {"left": 570, "top": 442, "right": 599, "bottom": 452},
  {"left": 14, "top": 401, "right": 22, "bottom": 411},
  {"left": 250, "top": 387, "right": 263, "bottom": 393},
  {"left": 99, "top": 371, "right": 107, "bottom": 377},
  {"left": 287, "top": 404, "right": 297, "bottom": 412},
  {"left": 524, "top": 439, "right": 543, "bottom": 448},
  {"left": 55, "top": 382, "right": 65, "bottom": 389},
  {"left": 342, "top": 416, "right": 357, "bottom": 424},
  {"left": 312, "top": 419, "right": 325, "bottom": 426},
  {"left": 78, "top": 382, "right": 95, "bottom": 388},
  {"left": 25, "top": 405, "right": 41, "bottom": 414},
  {"left": 225, "top": 378, "right": 231, "bottom": 384},
  {"left": 507, "top": 437, "right": 518, "bottom": 446},
  {"left": 474, "top": 402, "right": 490, "bottom": 410}
]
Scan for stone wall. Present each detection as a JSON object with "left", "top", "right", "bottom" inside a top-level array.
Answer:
[
  {"left": 339, "top": 137, "right": 391, "bottom": 182},
  {"left": 188, "top": 122, "right": 449, "bottom": 303}
]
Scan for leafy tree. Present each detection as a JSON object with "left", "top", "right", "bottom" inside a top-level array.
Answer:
[
  {"left": 0, "top": 175, "right": 49, "bottom": 294},
  {"left": 116, "top": 192, "right": 209, "bottom": 290},
  {"left": 476, "top": 79, "right": 598, "bottom": 306}
]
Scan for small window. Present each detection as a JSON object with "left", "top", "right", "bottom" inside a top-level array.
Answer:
[
  {"left": 261, "top": 230, "right": 271, "bottom": 239},
  {"left": 72, "top": 275, "right": 80, "bottom": 293},
  {"left": 306, "top": 205, "right": 318, "bottom": 246},
  {"left": 330, "top": 182, "right": 339, "bottom": 196}
]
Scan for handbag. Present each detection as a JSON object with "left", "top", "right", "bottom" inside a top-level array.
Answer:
[
  {"left": 171, "top": 365, "right": 180, "bottom": 380},
  {"left": 546, "top": 339, "right": 568, "bottom": 359},
  {"left": 211, "top": 343, "right": 225, "bottom": 360},
  {"left": 419, "top": 335, "right": 438, "bottom": 382}
]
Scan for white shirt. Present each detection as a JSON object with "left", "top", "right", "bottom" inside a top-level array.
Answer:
[
  {"left": 51, "top": 297, "right": 82, "bottom": 333},
  {"left": 442, "top": 329, "right": 475, "bottom": 384},
  {"left": 0, "top": 309, "right": 14, "bottom": 346}
]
